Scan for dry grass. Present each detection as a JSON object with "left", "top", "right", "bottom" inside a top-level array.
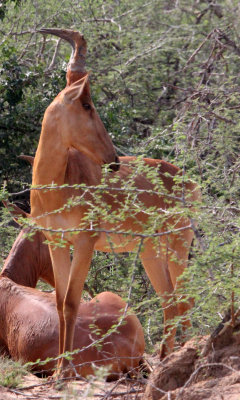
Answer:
[{"left": 0, "top": 356, "right": 29, "bottom": 388}]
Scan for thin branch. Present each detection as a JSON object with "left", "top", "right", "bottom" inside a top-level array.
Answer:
[
  {"left": 22, "top": 220, "right": 193, "bottom": 240},
  {"left": 83, "top": 18, "right": 122, "bottom": 32},
  {"left": 115, "top": 1, "right": 157, "bottom": 20},
  {"left": 183, "top": 29, "right": 216, "bottom": 70},
  {"left": 8, "top": 183, "right": 186, "bottom": 204},
  {"left": 47, "top": 38, "right": 61, "bottom": 70},
  {"left": 96, "top": 388, "right": 144, "bottom": 398},
  {"left": 125, "top": 33, "right": 173, "bottom": 66},
  {"left": 17, "top": 32, "right": 35, "bottom": 61}
]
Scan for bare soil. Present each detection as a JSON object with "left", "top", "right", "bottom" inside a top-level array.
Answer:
[
  {"left": 1, "top": 326, "right": 240, "bottom": 400},
  {"left": 145, "top": 324, "right": 240, "bottom": 400},
  {"left": 0, "top": 370, "right": 145, "bottom": 400}
]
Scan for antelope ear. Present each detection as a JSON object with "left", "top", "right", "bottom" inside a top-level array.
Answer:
[
  {"left": 18, "top": 154, "right": 34, "bottom": 166},
  {"left": 63, "top": 74, "right": 89, "bottom": 103},
  {"left": 2, "top": 201, "right": 29, "bottom": 225}
]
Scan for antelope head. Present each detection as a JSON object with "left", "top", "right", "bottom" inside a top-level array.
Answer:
[{"left": 38, "top": 28, "right": 119, "bottom": 170}]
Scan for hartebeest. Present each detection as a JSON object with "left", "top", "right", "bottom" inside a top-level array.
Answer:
[
  {"left": 0, "top": 228, "right": 145, "bottom": 378},
  {"left": 25, "top": 28, "right": 200, "bottom": 376}
]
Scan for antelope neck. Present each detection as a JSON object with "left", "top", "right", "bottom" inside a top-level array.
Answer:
[{"left": 32, "top": 125, "right": 68, "bottom": 187}]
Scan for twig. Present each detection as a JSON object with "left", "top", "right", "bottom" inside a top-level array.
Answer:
[
  {"left": 18, "top": 32, "right": 35, "bottom": 61},
  {"left": 83, "top": 18, "right": 121, "bottom": 32},
  {"left": 115, "top": 1, "right": 156, "bottom": 20},
  {"left": 95, "top": 388, "right": 144, "bottom": 398},
  {"left": 47, "top": 38, "right": 61, "bottom": 70},
  {"left": 8, "top": 183, "right": 185, "bottom": 203},
  {"left": 22, "top": 220, "right": 192, "bottom": 240},
  {"left": 125, "top": 32, "right": 173, "bottom": 66},
  {"left": 8, "top": 388, "right": 39, "bottom": 399},
  {"left": 231, "top": 262, "right": 235, "bottom": 327},
  {"left": 100, "top": 375, "right": 129, "bottom": 400},
  {"left": 183, "top": 30, "right": 216, "bottom": 69}
]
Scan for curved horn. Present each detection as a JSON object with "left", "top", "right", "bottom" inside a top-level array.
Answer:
[{"left": 38, "top": 28, "right": 87, "bottom": 85}]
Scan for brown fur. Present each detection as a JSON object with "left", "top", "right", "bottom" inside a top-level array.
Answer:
[
  {"left": 1, "top": 229, "right": 54, "bottom": 287},
  {"left": 0, "top": 230, "right": 145, "bottom": 378}
]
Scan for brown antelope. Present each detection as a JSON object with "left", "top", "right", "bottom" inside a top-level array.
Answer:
[
  {"left": 0, "top": 228, "right": 145, "bottom": 379},
  {"left": 20, "top": 28, "right": 200, "bottom": 376}
]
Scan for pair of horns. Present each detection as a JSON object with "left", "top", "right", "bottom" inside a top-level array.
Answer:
[{"left": 38, "top": 28, "right": 87, "bottom": 79}]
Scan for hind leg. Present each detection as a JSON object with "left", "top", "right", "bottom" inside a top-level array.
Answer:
[
  {"left": 140, "top": 237, "right": 178, "bottom": 358},
  {"left": 167, "top": 229, "right": 194, "bottom": 337}
]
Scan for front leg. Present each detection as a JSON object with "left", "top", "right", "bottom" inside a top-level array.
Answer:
[
  {"left": 48, "top": 245, "right": 71, "bottom": 372},
  {"left": 60, "top": 233, "right": 97, "bottom": 376}
]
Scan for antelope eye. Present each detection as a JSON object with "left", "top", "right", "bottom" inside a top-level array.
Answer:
[{"left": 83, "top": 103, "right": 91, "bottom": 110}]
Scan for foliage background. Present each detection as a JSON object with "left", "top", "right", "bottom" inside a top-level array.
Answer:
[{"left": 0, "top": 0, "right": 239, "bottom": 350}]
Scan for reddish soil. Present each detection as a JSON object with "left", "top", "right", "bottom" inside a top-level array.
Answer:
[{"left": 145, "top": 324, "right": 240, "bottom": 400}]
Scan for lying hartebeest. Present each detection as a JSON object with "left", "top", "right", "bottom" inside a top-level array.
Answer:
[
  {"left": 21, "top": 28, "right": 200, "bottom": 376},
  {"left": 0, "top": 228, "right": 145, "bottom": 378}
]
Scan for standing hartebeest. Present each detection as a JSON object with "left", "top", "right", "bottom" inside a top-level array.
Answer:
[
  {"left": 24, "top": 28, "right": 200, "bottom": 376},
  {"left": 0, "top": 227, "right": 146, "bottom": 379}
]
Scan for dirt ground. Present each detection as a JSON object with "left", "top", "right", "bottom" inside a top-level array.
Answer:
[
  {"left": 0, "top": 373, "right": 145, "bottom": 400},
  {"left": 145, "top": 323, "right": 240, "bottom": 400},
  {"left": 1, "top": 325, "right": 240, "bottom": 400}
]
